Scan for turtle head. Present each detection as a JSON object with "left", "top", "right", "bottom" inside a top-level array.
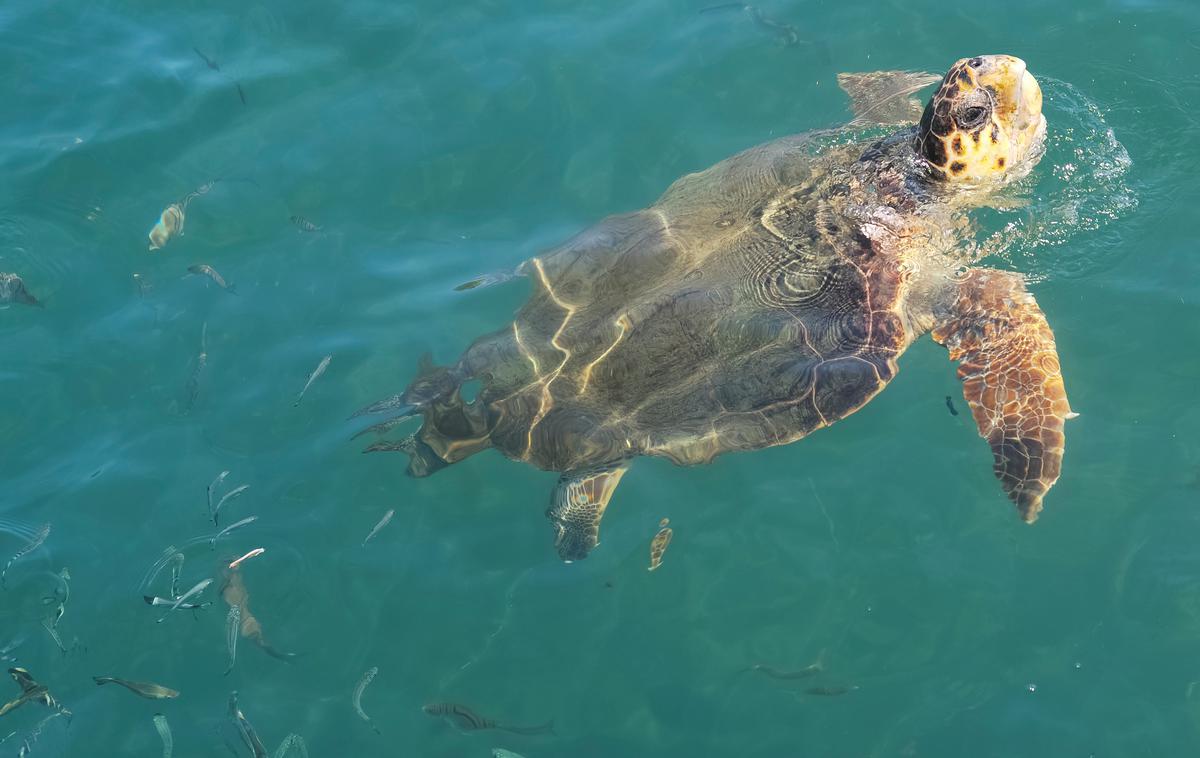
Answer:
[{"left": 915, "top": 55, "right": 1045, "bottom": 185}]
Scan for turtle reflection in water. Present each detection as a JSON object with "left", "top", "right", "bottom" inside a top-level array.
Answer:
[{"left": 356, "top": 55, "right": 1076, "bottom": 562}]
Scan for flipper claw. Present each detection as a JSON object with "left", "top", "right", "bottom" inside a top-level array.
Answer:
[
  {"left": 350, "top": 411, "right": 419, "bottom": 440},
  {"left": 348, "top": 397, "right": 413, "bottom": 420}
]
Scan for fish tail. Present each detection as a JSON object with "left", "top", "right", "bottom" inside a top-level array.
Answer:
[
  {"left": 502, "top": 719, "right": 554, "bottom": 736},
  {"left": 227, "top": 283, "right": 238, "bottom": 296},
  {"left": 257, "top": 640, "right": 300, "bottom": 662}
]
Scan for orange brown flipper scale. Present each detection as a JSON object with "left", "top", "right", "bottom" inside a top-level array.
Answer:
[{"left": 932, "top": 269, "right": 1071, "bottom": 522}]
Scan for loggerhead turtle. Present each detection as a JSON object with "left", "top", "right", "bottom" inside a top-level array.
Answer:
[{"left": 355, "top": 55, "right": 1074, "bottom": 561}]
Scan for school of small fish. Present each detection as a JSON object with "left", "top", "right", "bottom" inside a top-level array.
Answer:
[{"left": 0, "top": 30, "right": 883, "bottom": 757}]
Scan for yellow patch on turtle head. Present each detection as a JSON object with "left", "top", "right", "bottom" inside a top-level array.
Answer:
[{"left": 916, "top": 55, "right": 1045, "bottom": 185}]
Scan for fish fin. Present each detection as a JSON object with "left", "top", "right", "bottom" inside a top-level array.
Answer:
[
  {"left": 500, "top": 719, "right": 555, "bottom": 736},
  {"left": 546, "top": 463, "right": 629, "bottom": 562},
  {"left": 837, "top": 70, "right": 941, "bottom": 125},
  {"left": 932, "top": 269, "right": 1071, "bottom": 523}
]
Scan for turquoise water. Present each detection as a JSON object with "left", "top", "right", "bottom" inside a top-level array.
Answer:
[{"left": 1, "top": 0, "right": 1198, "bottom": 755}]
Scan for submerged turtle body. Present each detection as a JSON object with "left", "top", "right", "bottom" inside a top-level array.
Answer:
[
  {"left": 357, "top": 55, "right": 1073, "bottom": 561},
  {"left": 447, "top": 136, "right": 908, "bottom": 473}
]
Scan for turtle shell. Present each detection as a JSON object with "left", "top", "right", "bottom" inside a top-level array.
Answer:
[{"left": 445, "top": 134, "right": 914, "bottom": 473}]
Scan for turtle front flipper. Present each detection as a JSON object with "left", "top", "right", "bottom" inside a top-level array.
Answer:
[
  {"left": 932, "top": 269, "right": 1074, "bottom": 522},
  {"left": 836, "top": 70, "right": 941, "bottom": 125},
  {"left": 546, "top": 463, "right": 629, "bottom": 562}
]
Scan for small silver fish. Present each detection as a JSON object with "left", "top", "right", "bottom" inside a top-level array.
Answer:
[
  {"left": 39, "top": 620, "right": 67, "bottom": 655},
  {"left": 14, "top": 711, "right": 63, "bottom": 757},
  {"left": 294, "top": 355, "right": 332, "bottom": 406},
  {"left": 40, "top": 567, "right": 69, "bottom": 631},
  {"left": 0, "top": 273, "right": 40, "bottom": 307},
  {"left": 212, "top": 484, "right": 250, "bottom": 526},
  {"left": 168, "top": 552, "right": 185, "bottom": 598},
  {"left": 1, "top": 523, "right": 50, "bottom": 586},
  {"left": 352, "top": 667, "right": 379, "bottom": 733},
  {"left": 187, "top": 264, "right": 236, "bottom": 293},
  {"left": 207, "top": 471, "right": 230, "bottom": 521},
  {"left": 209, "top": 516, "right": 259, "bottom": 548},
  {"left": 138, "top": 545, "right": 180, "bottom": 595},
  {"left": 143, "top": 595, "right": 207, "bottom": 610},
  {"left": 184, "top": 322, "right": 207, "bottom": 413},
  {"left": 290, "top": 215, "right": 322, "bottom": 233},
  {"left": 224, "top": 605, "right": 240, "bottom": 676},
  {"left": 148, "top": 204, "right": 185, "bottom": 251},
  {"left": 93, "top": 677, "right": 179, "bottom": 699},
  {"left": 362, "top": 509, "right": 394, "bottom": 546},
  {"left": 228, "top": 691, "right": 269, "bottom": 758},
  {"left": 493, "top": 750, "right": 528, "bottom": 758},
  {"left": 153, "top": 713, "right": 173, "bottom": 758},
  {"left": 156, "top": 578, "right": 213, "bottom": 622}
]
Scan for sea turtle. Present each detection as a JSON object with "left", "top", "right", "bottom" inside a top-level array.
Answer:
[{"left": 355, "top": 55, "right": 1074, "bottom": 561}]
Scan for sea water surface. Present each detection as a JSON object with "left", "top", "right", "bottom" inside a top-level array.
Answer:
[{"left": 1, "top": 0, "right": 1198, "bottom": 756}]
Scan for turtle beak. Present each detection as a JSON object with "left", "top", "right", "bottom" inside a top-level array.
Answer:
[{"left": 975, "top": 55, "right": 1046, "bottom": 169}]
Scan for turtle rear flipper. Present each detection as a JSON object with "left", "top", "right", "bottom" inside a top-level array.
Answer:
[
  {"left": 933, "top": 269, "right": 1073, "bottom": 522},
  {"left": 547, "top": 463, "right": 629, "bottom": 562}
]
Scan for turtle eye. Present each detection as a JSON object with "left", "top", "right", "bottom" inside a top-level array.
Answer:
[{"left": 959, "top": 105, "right": 988, "bottom": 128}]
